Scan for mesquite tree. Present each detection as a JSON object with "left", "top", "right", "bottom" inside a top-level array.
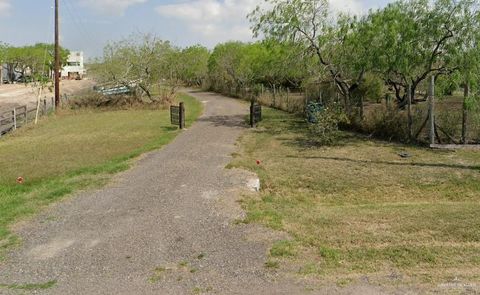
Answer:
[
  {"left": 249, "top": 0, "right": 366, "bottom": 114},
  {"left": 91, "top": 34, "right": 176, "bottom": 101},
  {"left": 362, "top": 0, "right": 476, "bottom": 106},
  {"left": 453, "top": 2, "right": 480, "bottom": 143}
]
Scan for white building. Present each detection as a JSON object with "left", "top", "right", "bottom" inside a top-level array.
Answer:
[{"left": 61, "top": 51, "right": 86, "bottom": 80}]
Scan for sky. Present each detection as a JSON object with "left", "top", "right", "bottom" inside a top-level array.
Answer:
[{"left": 0, "top": 0, "right": 392, "bottom": 60}]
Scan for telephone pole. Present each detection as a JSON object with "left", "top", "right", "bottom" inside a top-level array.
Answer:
[{"left": 54, "top": 0, "right": 60, "bottom": 108}]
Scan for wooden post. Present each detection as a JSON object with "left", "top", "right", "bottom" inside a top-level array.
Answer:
[
  {"left": 179, "top": 102, "right": 185, "bottom": 129},
  {"left": 250, "top": 100, "right": 254, "bottom": 128},
  {"left": 462, "top": 82, "right": 469, "bottom": 144},
  {"left": 286, "top": 87, "right": 290, "bottom": 111},
  {"left": 12, "top": 108, "right": 17, "bottom": 131},
  {"left": 273, "top": 85, "right": 276, "bottom": 108},
  {"left": 407, "top": 84, "right": 413, "bottom": 141},
  {"left": 54, "top": 0, "right": 61, "bottom": 108},
  {"left": 23, "top": 105, "right": 28, "bottom": 125},
  {"left": 429, "top": 76, "right": 435, "bottom": 145}
]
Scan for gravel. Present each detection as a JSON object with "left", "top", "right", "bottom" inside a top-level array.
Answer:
[{"left": 0, "top": 91, "right": 303, "bottom": 294}]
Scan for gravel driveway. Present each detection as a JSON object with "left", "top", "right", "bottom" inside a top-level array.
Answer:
[{"left": 0, "top": 91, "right": 303, "bottom": 294}]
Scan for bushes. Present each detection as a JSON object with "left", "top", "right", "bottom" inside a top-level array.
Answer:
[
  {"left": 67, "top": 87, "right": 175, "bottom": 109},
  {"left": 358, "top": 104, "right": 429, "bottom": 143},
  {"left": 308, "top": 103, "right": 349, "bottom": 145}
]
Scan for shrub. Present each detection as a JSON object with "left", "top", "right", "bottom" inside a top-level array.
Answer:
[{"left": 308, "top": 102, "right": 349, "bottom": 145}]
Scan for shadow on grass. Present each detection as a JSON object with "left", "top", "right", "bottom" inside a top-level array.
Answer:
[{"left": 286, "top": 155, "right": 480, "bottom": 171}]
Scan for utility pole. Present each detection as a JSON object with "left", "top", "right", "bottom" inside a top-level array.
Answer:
[{"left": 54, "top": 0, "right": 60, "bottom": 108}]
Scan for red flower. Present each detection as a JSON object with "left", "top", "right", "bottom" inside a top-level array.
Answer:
[
  {"left": 256, "top": 160, "right": 261, "bottom": 165},
  {"left": 16, "top": 177, "right": 24, "bottom": 184}
]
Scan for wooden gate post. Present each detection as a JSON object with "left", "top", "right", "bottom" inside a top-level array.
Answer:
[
  {"left": 250, "top": 100, "right": 254, "bottom": 128},
  {"left": 428, "top": 76, "right": 435, "bottom": 145},
  {"left": 179, "top": 102, "right": 185, "bottom": 129}
]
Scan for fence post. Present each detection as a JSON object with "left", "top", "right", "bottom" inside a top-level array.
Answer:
[
  {"left": 250, "top": 100, "right": 254, "bottom": 128},
  {"left": 273, "top": 85, "right": 276, "bottom": 108},
  {"left": 179, "top": 102, "right": 185, "bottom": 129},
  {"left": 12, "top": 108, "right": 17, "bottom": 131},
  {"left": 23, "top": 105, "right": 27, "bottom": 125},
  {"left": 462, "top": 82, "right": 469, "bottom": 144},
  {"left": 428, "top": 76, "right": 435, "bottom": 145}
]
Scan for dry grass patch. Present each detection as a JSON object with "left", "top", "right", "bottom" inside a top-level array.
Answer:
[
  {"left": 0, "top": 94, "right": 202, "bottom": 258},
  {"left": 229, "top": 107, "right": 480, "bottom": 285}
]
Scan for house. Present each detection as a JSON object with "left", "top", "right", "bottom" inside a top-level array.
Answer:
[{"left": 61, "top": 51, "right": 86, "bottom": 80}]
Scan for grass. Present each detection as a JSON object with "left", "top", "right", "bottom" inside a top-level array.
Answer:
[
  {"left": 0, "top": 280, "right": 56, "bottom": 290},
  {"left": 0, "top": 93, "right": 202, "bottom": 259},
  {"left": 229, "top": 107, "right": 480, "bottom": 285}
]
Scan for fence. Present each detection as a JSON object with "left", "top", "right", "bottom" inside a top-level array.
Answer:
[
  {"left": 213, "top": 81, "right": 480, "bottom": 144},
  {"left": 0, "top": 97, "right": 55, "bottom": 138},
  {"left": 211, "top": 84, "right": 307, "bottom": 114}
]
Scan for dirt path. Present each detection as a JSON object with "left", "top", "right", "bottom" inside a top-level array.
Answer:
[
  {"left": 0, "top": 80, "right": 94, "bottom": 114},
  {"left": 0, "top": 91, "right": 304, "bottom": 294}
]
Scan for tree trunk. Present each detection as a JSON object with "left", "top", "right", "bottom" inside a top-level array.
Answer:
[
  {"left": 407, "top": 84, "right": 413, "bottom": 141},
  {"left": 462, "top": 82, "right": 470, "bottom": 144},
  {"left": 0, "top": 64, "right": 3, "bottom": 85}
]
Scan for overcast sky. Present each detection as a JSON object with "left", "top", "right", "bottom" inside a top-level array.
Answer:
[{"left": 0, "top": 0, "right": 392, "bottom": 60}]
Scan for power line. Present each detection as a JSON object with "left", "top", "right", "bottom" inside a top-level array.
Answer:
[{"left": 61, "top": 0, "right": 104, "bottom": 55}]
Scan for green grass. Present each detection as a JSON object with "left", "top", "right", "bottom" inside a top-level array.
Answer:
[
  {"left": 0, "top": 280, "right": 56, "bottom": 290},
  {"left": 0, "top": 93, "right": 202, "bottom": 258},
  {"left": 229, "top": 107, "right": 480, "bottom": 285}
]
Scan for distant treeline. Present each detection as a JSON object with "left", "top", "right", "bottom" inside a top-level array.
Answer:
[
  {"left": 0, "top": 43, "right": 69, "bottom": 83},
  {"left": 90, "top": 0, "right": 480, "bottom": 143}
]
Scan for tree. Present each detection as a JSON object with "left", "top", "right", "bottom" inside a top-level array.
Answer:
[
  {"left": 178, "top": 45, "right": 209, "bottom": 86},
  {"left": 362, "top": 0, "right": 475, "bottom": 106},
  {"left": 208, "top": 42, "right": 256, "bottom": 95},
  {"left": 452, "top": 2, "right": 480, "bottom": 143},
  {"left": 91, "top": 34, "right": 177, "bottom": 101},
  {"left": 2, "top": 44, "right": 68, "bottom": 84},
  {"left": 249, "top": 0, "right": 365, "bottom": 114},
  {"left": 0, "top": 43, "right": 7, "bottom": 85}
]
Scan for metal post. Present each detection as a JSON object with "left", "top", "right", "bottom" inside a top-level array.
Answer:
[
  {"left": 179, "top": 102, "right": 185, "bottom": 129},
  {"left": 429, "top": 76, "right": 435, "bottom": 145},
  {"left": 12, "top": 108, "right": 16, "bottom": 131},
  {"left": 407, "top": 84, "right": 413, "bottom": 141}
]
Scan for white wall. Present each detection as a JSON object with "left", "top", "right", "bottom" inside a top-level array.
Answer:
[{"left": 61, "top": 51, "right": 86, "bottom": 78}]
